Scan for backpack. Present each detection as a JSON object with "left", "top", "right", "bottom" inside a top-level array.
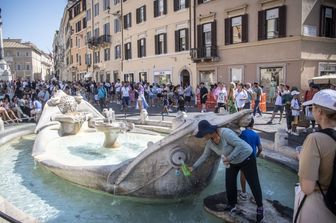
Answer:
[
  {"left": 317, "top": 128, "right": 336, "bottom": 216},
  {"left": 295, "top": 128, "right": 336, "bottom": 223}
]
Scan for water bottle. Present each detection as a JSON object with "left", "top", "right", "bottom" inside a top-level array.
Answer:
[{"left": 181, "top": 163, "right": 191, "bottom": 177}]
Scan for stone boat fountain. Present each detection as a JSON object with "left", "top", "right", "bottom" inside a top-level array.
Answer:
[{"left": 32, "top": 90, "right": 253, "bottom": 199}]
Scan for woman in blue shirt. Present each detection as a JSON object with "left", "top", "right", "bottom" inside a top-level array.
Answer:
[{"left": 191, "top": 120, "right": 264, "bottom": 222}]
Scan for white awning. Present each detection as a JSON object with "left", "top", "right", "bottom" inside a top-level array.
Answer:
[
  {"left": 84, "top": 72, "right": 93, "bottom": 78},
  {"left": 311, "top": 74, "right": 336, "bottom": 84}
]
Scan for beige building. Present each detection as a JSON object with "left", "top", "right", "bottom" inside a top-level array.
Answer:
[
  {"left": 56, "top": 0, "right": 336, "bottom": 92},
  {"left": 4, "top": 39, "right": 53, "bottom": 80},
  {"left": 194, "top": 0, "right": 336, "bottom": 95}
]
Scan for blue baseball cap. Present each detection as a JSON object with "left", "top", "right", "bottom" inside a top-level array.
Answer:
[{"left": 195, "top": 120, "right": 218, "bottom": 138}]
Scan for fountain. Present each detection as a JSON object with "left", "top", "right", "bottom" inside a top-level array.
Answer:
[
  {"left": 32, "top": 90, "right": 254, "bottom": 199},
  {"left": 0, "top": 90, "right": 297, "bottom": 222}
]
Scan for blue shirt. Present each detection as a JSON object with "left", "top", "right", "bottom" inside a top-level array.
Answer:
[
  {"left": 192, "top": 128, "right": 253, "bottom": 169},
  {"left": 240, "top": 129, "right": 261, "bottom": 157}
]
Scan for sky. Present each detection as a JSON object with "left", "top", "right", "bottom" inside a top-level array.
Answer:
[{"left": 1, "top": 0, "right": 68, "bottom": 53}]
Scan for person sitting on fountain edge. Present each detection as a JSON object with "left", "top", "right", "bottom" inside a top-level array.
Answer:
[{"left": 189, "top": 120, "right": 264, "bottom": 222}]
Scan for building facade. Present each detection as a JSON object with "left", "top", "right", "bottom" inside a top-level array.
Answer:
[
  {"left": 55, "top": 0, "right": 336, "bottom": 91},
  {"left": 194, "top": 0, "right": 336, "bottom": 94},
  {"left": 4, "top": 39, "right": 53, "bottom": 81}
]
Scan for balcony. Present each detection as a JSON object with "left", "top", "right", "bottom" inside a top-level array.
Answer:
[
  {"left": 190, "top": 46, "right": 219, "bottom": 63},
  {"left": 98, "top": 35, "right": 112, "bottom": 46},
  {"left": 87, "top": 37, "right": 100, "bottom": 48}
]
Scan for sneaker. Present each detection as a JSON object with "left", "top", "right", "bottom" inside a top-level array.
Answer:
[
  {"left": 291, "top": 132, "right": 299, "bottom": 136},
  {"left": 266, "top": 120, "right": 272, "bottom": 124},
  {"left": 256, "top": 206, "right": 264, "bottom": 222},
  {"left": 239, "top": 192, "right": 248, "bottom": 201},
  {"left": 223, "top": 204, "right": 236, "bottom": 213}
]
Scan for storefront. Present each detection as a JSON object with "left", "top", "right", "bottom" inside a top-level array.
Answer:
[
  {"left": 258, "top": 64, "right": 285, "bottom": 102},
  {"left": 199, "top": 70, "right": 215, "bottom": 89},
  {"left": 153, "top": 69, "right": 172, "bottom": 85}
]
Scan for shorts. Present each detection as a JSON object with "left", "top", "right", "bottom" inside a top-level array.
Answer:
[
  {"left": 201, "top": 96, "right": 207, "bottom": 104},
  {"left": 273, "top": 105, "right": 284, "bottom": 113},
  {"left": 185, "top": 96, "right": 191, "bottom": 102},
  {"left": 292, "top": 116, "right": 299, "bottom": 125}
]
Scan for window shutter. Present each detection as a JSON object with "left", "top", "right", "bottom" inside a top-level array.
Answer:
[
  {"left": 242, "top": 14, "right": 248, "bottom": 43},
  {"left": 224, "top": 18, "right": 232, "bottom": 45},
  {"left": 155, "top": 35, "right": 159, "bottom": 54},
  {"left": 197, "top": 24, "right": 203, "bottom": 57},
  {"left": 129, "top": 43, "right": 132, "bottom": 59},
  {"left": 163, "top": 0, "right": 167, "bottom": 15},
  {"left": 154, "top": 0, "right": 158, "bottom": 17},
  {"left": 278, "top": 5, "right": 287, "bottom": 38},
  {"left": 185, "top": 0, "right": 190, "bottom": 8},
  {"left": 144, "top": 5, "right": 146, "bottom": 21},
  {"left": 211, "top": 21, "right": 217, "bottom": 51},
  {"left": 175, "top": 30, "right": 180, "bottom": 52},
  {"left": 136, "top": 8, "right": 139, "bottom": 24},
  {"left": 124, "top": 44, "right": 128, "bottom": 60},
  {"left": 144, "top": 38, "right": 146, "bottom": 57},
  {"left": 129, "top": 13, "right": 132, "bottom": 27},
  {"left": 123, "top": 15, "right": 127, "bottom": 28},
  {"left": 185, "top": 28, "right": 189, "bottom": 50},
  {"left": 258, "top": 10, "right": 266, "bottom": 40},
  {"left": 319, "top": 6, "right": 325, "bottom": 36},
  {"left": 198, "top": 0, "right": 203, "bottom": 4},
  {"left": 137, "top": 39, "right": 141, "bottom": 57},
  {"left": 174, "top": 0, "right": 178, "bottom": 11},
  {"left": 333, "top": 8, "right": 336, "bottom": 37},
  {"left": 164, "top": 33, "right": 167, "bottom": 53}
]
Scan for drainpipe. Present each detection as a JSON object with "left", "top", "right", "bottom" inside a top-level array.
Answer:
[
  {"left": 91, "top": 0, "right": 94, "bottom": 80},
  {"left": 193, "top": 0, "right": 196, "bottom": 50},
  {"left": 120, "top": 0, "right": 124, "bottom": 75}
]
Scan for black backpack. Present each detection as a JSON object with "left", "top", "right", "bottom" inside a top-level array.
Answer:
[
  {"left": 316, "top": 128, "right": 336, "bottom": 216},
  {"left": 294, "top": 128, "right": 336, "bottom": 223}
]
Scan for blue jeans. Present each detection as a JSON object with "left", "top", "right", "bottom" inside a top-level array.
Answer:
[{"left": 253, "top": 100, "right": 262, "bottom": 116}]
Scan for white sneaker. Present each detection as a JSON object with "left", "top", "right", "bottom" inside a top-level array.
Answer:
[
  {"left": 292, "top": 132, "right": 299, "bottom": 136},
  {"left": 239, "top": 192, "right": 248, "bottom": 201}
]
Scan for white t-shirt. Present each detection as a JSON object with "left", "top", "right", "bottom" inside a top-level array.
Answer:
[
  {"left": 275, "top": 91, "right": 283, "bottom": 106},
  {"left": 33, "top": 100, "right": 42, "bottom": 110},
  {"left": 235, "top": 90, "right": 247, "bottom": 108},
  {"left": 216, "top": 89, "right": 227, "bottom": 103},
  {"left": 121, "top": 86, "right": 130, "bottom": 97},
  {"left": 291, "top": 99, "right": 300, "bottom": 116}
]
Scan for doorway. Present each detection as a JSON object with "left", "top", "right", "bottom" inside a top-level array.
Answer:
[{"left": 180, "top": 69, "right": 190, "bottom": 87}]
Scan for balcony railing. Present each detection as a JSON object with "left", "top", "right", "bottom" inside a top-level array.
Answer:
[
  {"left": 98, "top": 35, "right": 112, "bottom": 45},
  {"left": 190, "top": 46, "right": 219, "bottom": 62},
  {"left": 87, "top": 37, "right": 100, "bottom": 48}
]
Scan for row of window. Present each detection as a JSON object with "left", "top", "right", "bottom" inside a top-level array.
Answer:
[{"left": 16, "top": 64, "right": 30, "bottom": 71}]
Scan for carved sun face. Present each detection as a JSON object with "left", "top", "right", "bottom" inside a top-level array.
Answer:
[{"left": 57, "top": 95, "right": 78, "bottom": 114}]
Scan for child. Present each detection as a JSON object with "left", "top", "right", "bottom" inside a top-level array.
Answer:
[
  {"left": 290, "top": 91, "right": 301, "bottom": 136},
  {"left": 239, "top": 118, "right": 263, "bottom": 200}
]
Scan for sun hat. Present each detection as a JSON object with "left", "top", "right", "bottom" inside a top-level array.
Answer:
[
  {"left": 195, "top": 120, "right": 218, "bottom": 138},
  {"left": 302, "top": 89, "right": 336, "bottom": 111},
  {"left": 291, "top": 90, "right": 300, "bottom": 96}
]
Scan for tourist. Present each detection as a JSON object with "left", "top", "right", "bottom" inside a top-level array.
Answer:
[
  {"left": 121, "top": 82, "right": 130, "bottom": 111},
  {"left": 244, "top": 83, "right": 253, "bottom": 109},
  {"left": 253, "top": 82, "right": 262, "bottom": 117},
  {"left": 200, "top": 82, "right": 208, "bottom": 112},
  {"left": 239, "top": 118, "right": 263, "bottom": 200},
  {"left": 282, "top": 85, "right": 293, "bottom": 133},
  {"left": 266, "top": 83, "right": 285, "bottom": 124},
  {"left": 97, "top": 83, "right": 107, "bottom": 111},
  {"left": 294, "top": 89, "right": 336, "bottom": 223},
  {"left": 30, "top": 95, "right": 42, "bottom": 122},
  {"left": 184, "top": 83, "right": 193, "bottom": 108},
  {"left": 235, "top": 83, "right": 248, "bottom": 111},
  {"left": 303, "top": 83, "right": 319, "bottom": 132},
  {"left": 227, "top": 82, "right": 237, "bottom": 114},
  {"left": 190, "top": 120, "right": 264, "bottom": 222},
  {"left": 214, "top": 82, "right": 227, "bottom": 113},
  {"left": 290, "top": 91, "right": 301, "bottom": 136}
]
